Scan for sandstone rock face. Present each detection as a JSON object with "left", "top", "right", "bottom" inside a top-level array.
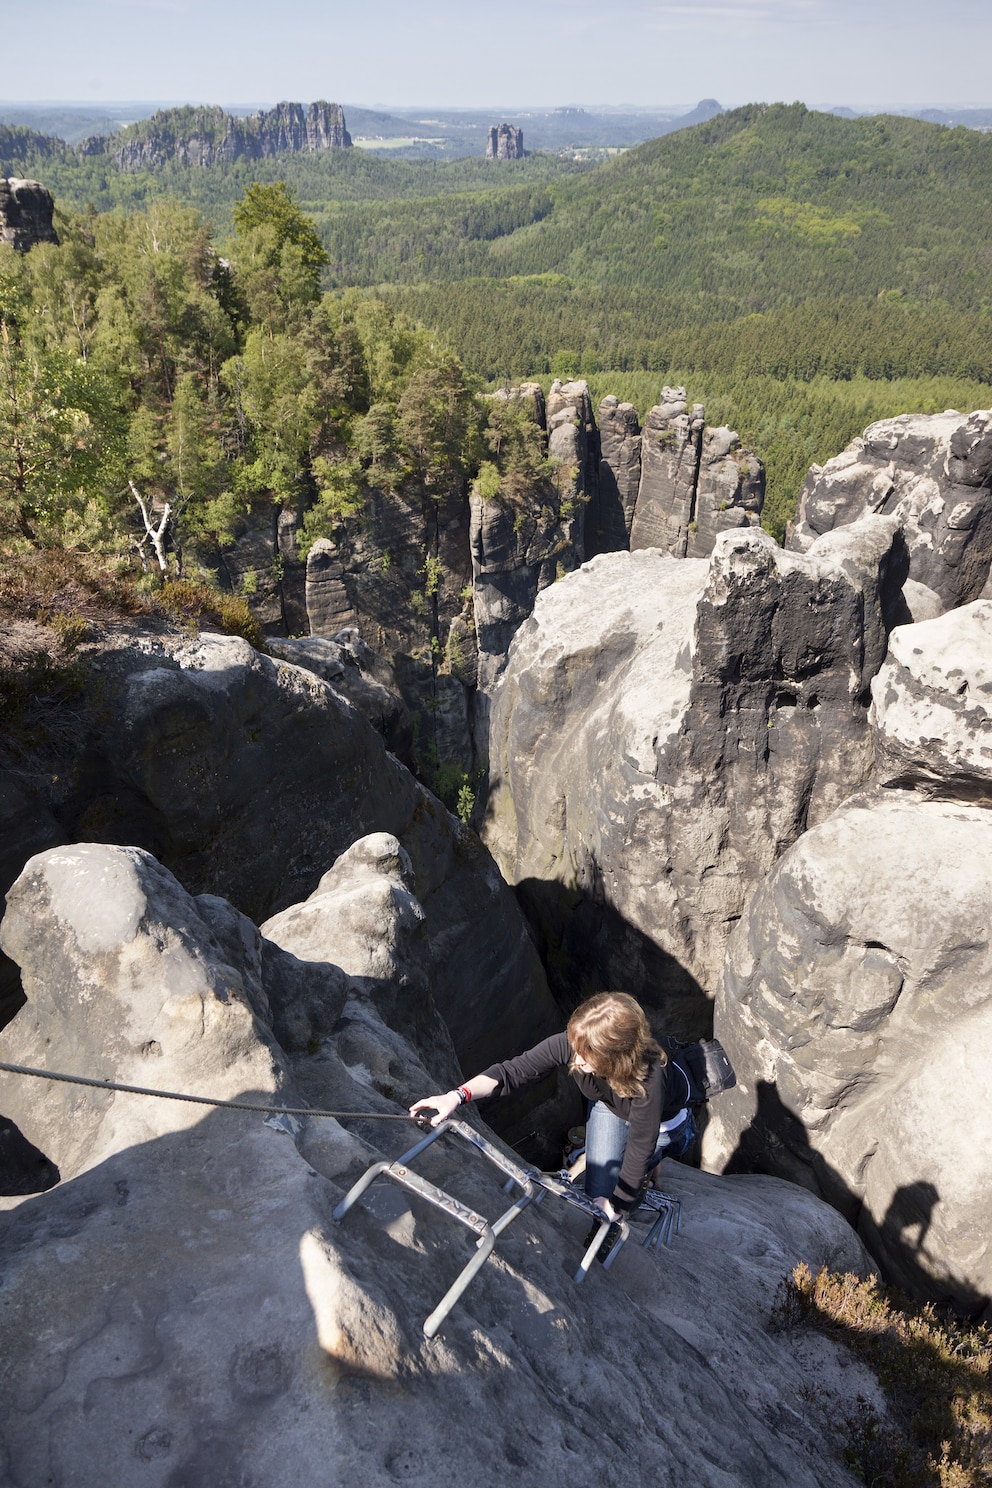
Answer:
[
  {"left": 593, "top": 396, "right": 642, "bottom": 555},
  {"left": 0, "top": 627, "right": 558, "bottom": 1077},
  {"left": 629, "top": 388, "right": 764, "bottom": 559},
  {"left": 707, "top": 790, "right": 992, "bottom": 1312},
  {"left": 305, "top": 537, "right": 364, "bottom": 637},
  {"left": 294, "top": 383, "right": 763, "bottom": 779},
  {"left": 546, "top": 376, "right": 599, "bottom": 515},
  {"left": 788, "top": 409, "right": 992, "bottom": 610},
  {"left": 0, "top": 841, "right": 877, "bottom": 1487},
  {"left": 484, "top": 517, "right": 907, "bottom": 1023},
  {"left": 104, "top": 101, "right": 351, "bottom": 171},
  {"left": 197, "top": 505, "right": 308, "bottom": 637},
  {"left": 261, "top": 834, "right": 436, "bottom": 1051},
  {"left": 470, "top": 384, "right": 587, "bottom": 698},
  {"left": 0, "top": 843, "right": 286, "bottom": 1182},
  {"left": 629, "top": 387, "right": 704, "bottom": 553},
  {"left": 870, "top": 600, "right": 992, "bottom": 798},
  {"left": 486, "top": 123, "right": 524, "bottom": 159},
  {"left": 0, "top": 176, "right": 59, "bottom": 251},
  {"left": 302, "top": 482, "right": 478, "bottom": 779},
  {"left": 689, "top": 425, "right": 765, "bottom": 559},
  {"left": 266, "top": 632, "right": 414, "bottom": 763},
  {"left": 707, "top": 600, "right": 992, "bottom": 1310}
]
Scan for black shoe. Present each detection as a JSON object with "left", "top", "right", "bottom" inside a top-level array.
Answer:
[{"left": 582, "top": 1219, "right": 622, "bottom": 1263}]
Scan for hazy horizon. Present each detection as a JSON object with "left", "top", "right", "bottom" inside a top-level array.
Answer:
[
  {"left": 2, "top": 0, "right": 990, "bottom": 114},
  {"left": 3, "top": 97, "right": 991, "bottom": 121}
]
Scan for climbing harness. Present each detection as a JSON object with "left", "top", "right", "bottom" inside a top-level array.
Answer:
[
  {"left": 333, "top": 1114, "right": 682, "bottom": 1338},
  {"left": 0, "top": 1062, "right": 683, "bottom": 1339}
]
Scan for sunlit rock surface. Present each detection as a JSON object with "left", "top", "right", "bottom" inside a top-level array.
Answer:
[
  {"left": 707, "top": 787, "right": 992, "bottom": 1314},
  {"left": 788, "top": 408, "right": 992, "bottom": 610},
  {"left": 485, "top": 517, "right": 907, "bottom": 1021},
  {"left": 0, "top": 843, "right": 873, "bottom": 1488}
]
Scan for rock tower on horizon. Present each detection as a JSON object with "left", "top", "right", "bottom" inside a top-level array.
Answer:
[{"left": 486, "top": 123, "right": 524, "bottom": 159}]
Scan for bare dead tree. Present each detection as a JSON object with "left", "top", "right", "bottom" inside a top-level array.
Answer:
[{"left": 129, "top": 480, "right": 171, "bottom": 574}]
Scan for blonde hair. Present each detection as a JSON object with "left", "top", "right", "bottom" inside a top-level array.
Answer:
[{"left": 566, "top": 992, "right": 665, "bottom": 1099}]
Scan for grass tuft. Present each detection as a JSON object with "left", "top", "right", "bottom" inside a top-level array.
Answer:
[
  {"left": 154, "top": 579, "right": 265, "bottom": 650},
  {"left": 0, "top": 546, "right": 265, "bottom": 649},
  {"left": 776, "top": 1264, "right": 992, "bottom": 1487}
]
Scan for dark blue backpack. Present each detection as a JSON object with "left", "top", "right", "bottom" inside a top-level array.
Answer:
[{"left": 665, "top": 1038, "right": 737, "bottom": 1108}]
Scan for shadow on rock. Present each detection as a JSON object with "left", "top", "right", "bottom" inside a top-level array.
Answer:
[
  {"left": 0, "top": 1112, "right": 59, "bottom": 1195},
  {"left": 726, "top": 1081, "right": 988, "bottom": 1317},
  {"left": 514, "top": 875, "right": 710, "bottom": 1037},
  {"left": 862, "top": 1181, "right": 988, "bottom": 1318}
]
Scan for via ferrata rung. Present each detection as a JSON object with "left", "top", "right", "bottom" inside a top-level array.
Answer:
[{"left": 331, "top": 1117, "right": 681, "bottom": 1339}]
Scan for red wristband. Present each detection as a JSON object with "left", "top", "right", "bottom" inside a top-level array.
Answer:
[{"left": 457, "top": 1085, "right": 472, "bottom": 1104}]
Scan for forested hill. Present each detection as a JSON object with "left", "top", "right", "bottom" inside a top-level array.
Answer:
[
  {"left": 320, "top": 102, "right": 992, "bottom": 351},
  {"left": 3, "top": 101, "right": 991, "bottom": 533},
  {"left": 344, "top": 103, "right": 992, "bottom": 530}
]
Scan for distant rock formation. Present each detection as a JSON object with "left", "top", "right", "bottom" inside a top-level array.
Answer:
[
  {"left": 468, "top": 379, "right": 766, "bottom": 708},
  {"left": 86, "top": 101, "right": 352, "bottom": 171},
  {"left": 592, "top": 385, "right": 764, "bottom": 562},
  {"left": 669, "top": 98, "right": 725, "bottom": 132},
  {"left": 275, "top": 378, "right": 765, "bottom": 783},
  {"left": 0, "top": 176, "right": 58, "bottom": 251},
  {"left": 486, "top": 123, "right": 524, "bottom": 159}
]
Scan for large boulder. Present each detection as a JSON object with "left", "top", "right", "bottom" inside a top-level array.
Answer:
[
  {"left": 0, "top": 626, "right": 557, "bottom": 1078},
  {"left": 266, "top": 632, "right": 414, "bottom": 762},
  {"left": 262, "top": 834, "right": 437, "bottom": 1054},
  {"left": 0, "top": 843, "right": 286, "bottom": 1182},
  {"left": 484, "top": 518, "right": 908, "bottom": 1024},
  {"left": 788, "top": 408, "right": 992, "bottom": 611},
  {"left": 0, "top": 842, "right": 876, "bottom": 1488},
  {"left": 708, "top": 602, "right": 992, "bottom": 1309},
  {"left": 870, "top": 599, "right": 992, "bottom": 798},
  {"left": 707, "top": 788, "right": 992, "bottom": 1313}
]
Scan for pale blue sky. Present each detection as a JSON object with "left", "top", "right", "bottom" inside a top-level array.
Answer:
[{"left": 2, "top": 0, "right": 989, "bottom": 110}]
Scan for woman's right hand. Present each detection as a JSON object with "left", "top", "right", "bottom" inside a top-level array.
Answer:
[{"left": 409, "top": 1091, "right": 461, "bottom": 1126}]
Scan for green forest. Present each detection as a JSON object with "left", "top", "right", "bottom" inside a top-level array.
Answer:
[
  {"left": 0, "top": 187, "right": 494, "bottom": 579},
  {"left": 2, "top": 101, "right": 991, "bottom": 552}
]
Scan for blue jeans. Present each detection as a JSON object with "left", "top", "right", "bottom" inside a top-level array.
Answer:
[{"left": 584, "top": 1100, "right": 697, "bottom": 1200}]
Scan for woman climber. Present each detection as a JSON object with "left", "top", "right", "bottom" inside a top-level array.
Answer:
[{"left": 409, "top": 990, "right": 696, "bottom": 1227}]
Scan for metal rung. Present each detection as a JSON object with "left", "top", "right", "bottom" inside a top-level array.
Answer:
[
  {"left": 332, "top": 1118, "right": 542, "bottom": 1338},
  {"left": 388, "top": 1163, "right": 490, "bottom": 1234},
  {"left": 332, "top": 1121, "right": 682, "bottom": 1338},
  {"left": 640, "top": 1189, "right": 682, "bottom": 1251},
  {"left": 537, "top": 1171, "right": 633, "bottom": 1278}
]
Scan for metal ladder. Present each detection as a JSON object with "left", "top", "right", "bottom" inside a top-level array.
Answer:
[{"left": 332, "top": 1117, "right": 682, "bottom": 1338}]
